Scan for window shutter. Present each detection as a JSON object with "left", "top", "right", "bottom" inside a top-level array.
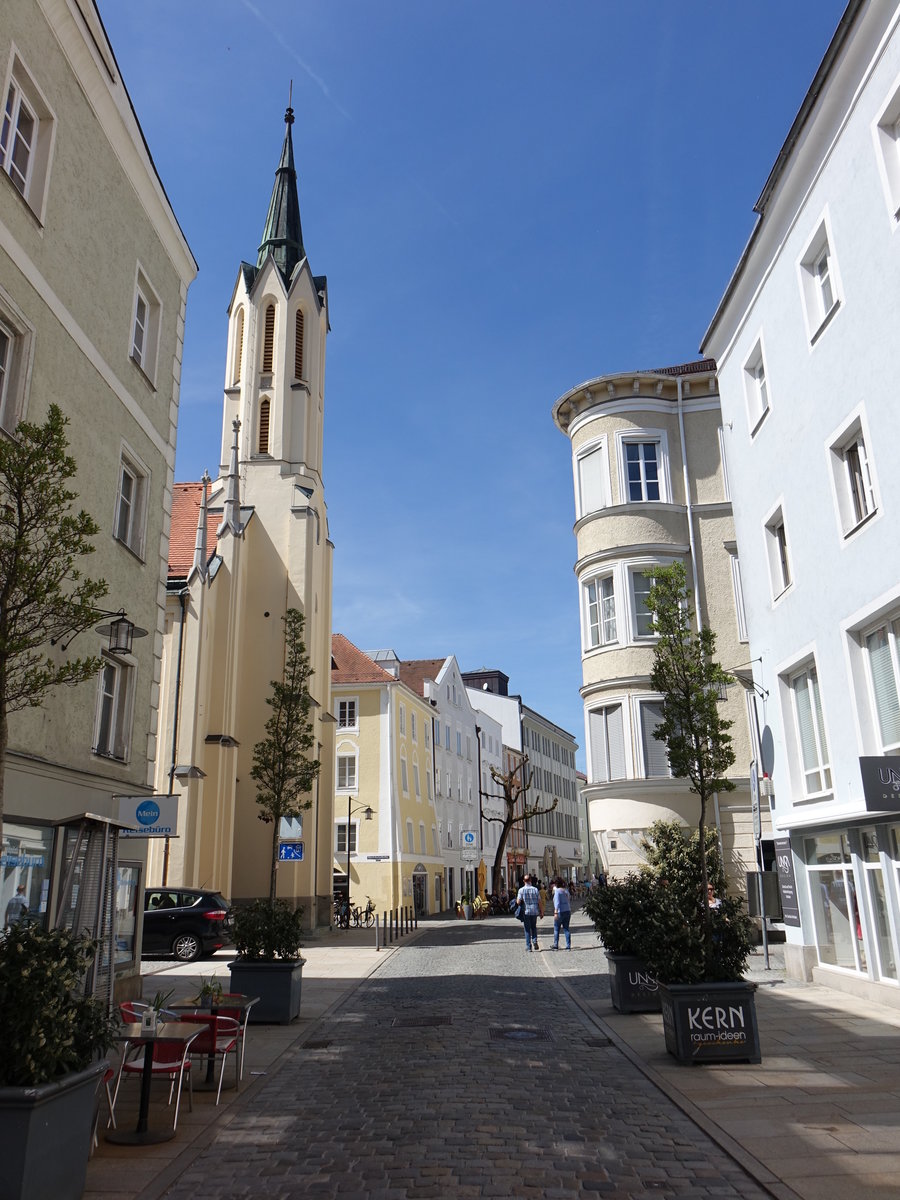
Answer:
[
  {"left": 607, "top": 705, "right": 625, "bottom": 780},
  {"left": 578, "top": 445, "right": 605, "bottom": 516},
  {"left": 262, "top": 304, "right": 275, "bottom": 372},
  {"left": 294, "top": 309, "right": 304, "bottom": 378},
  {"left": 233, "top": 310, "right": 244, "bottom": 384},
  {"left": 589, "top": 705, "right": 624, "bottom": 782},
  {"left": 258, "top": 397, "right": 270, "bottom": 454},
  {"left": 641, "top": 702, "right": 669, "bottom": 777},
  {"left": 867, "top": 626, "right": 900, "bottom": 750}
]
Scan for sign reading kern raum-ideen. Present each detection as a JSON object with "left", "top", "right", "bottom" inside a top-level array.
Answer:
[{"left": 117, "top": 795, "right": 178, "bottom": 838}]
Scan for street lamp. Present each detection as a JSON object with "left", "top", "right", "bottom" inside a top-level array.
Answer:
[{"left": 346, "top": 800, "right": 373, "bottom": 913}]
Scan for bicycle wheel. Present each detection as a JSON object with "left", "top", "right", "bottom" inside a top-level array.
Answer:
[{"left": 364, "top": 910, "right": 375, "bottom": 928}]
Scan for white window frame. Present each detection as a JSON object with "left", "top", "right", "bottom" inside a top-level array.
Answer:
[
  {"left": 411, "top": 711, "right": 417, "bottom": 743},
  {"left": 763, "top": 502, "right": 792, "bottom": 602},
  {"left": 629, "top": 566, "right": 656, "bottom": 639},
  {"left": 0, "top": 286, "right": 33, "bottom": 433},
  {"left": 638, "top": 698, "right": 671, "bottom": 779},
  {"left": 862, "top": 615, "right": 900, "bottom": 755},
  {"left": 336, "top": 753, "right": 357, "bottom": 792},
  {"left": 582, "top": 571, "right": 617, "bottom": 650},
  {"left": 337, "top": 698, "right": 358, "bottom": 731},
  {"left": 406, "top": 820, "right": 414, "bottom": 854},
  {"left": 130, "top": 265, "right": 162, "bottom": 385},
  {"left": 573, "top": 436, "right": 610, "bottom": 519},
  {"left": 798, "top": 212, "right": 842, "bottom": 344},
  {"left": 587, "top": 702, "right": 627, "bottom": 784},
  {"left": 827, "top": 409, "right": 878, "bottom": 539},
  {"left": 616, "top": 429, "right": 670, "bottom": 504},
  {"left": 419, "top": 823, "right": 427, "bottom": 856},
  {"left": 873, "top": 71, "right": 900, "bottom": 227},
  {"left": 400, "top": 756, "right": 409, "bottom": 794},
  {"left": 725, "top": 542, "right": 748, "bottom": 643},
  {"left": 782, "top": 658, "right": 832, "bottom": 798},
  {"left": 413, "top": 761, "right": 421, "bottom": 799},
  {"left": 335, "top": 822, "right": 357, "bottom": 855},
  {"left": 93, "top": 654, "right": 134, "bottom": 762},
  {"left": 113, "top": 445, "right": 149, "bottom": 559},
  {"left": 399, "top": 704, "right": 406, "bottom": 736},
  {"left": 0, "top": 49, "right": 55, "bottom": 222},
  {"left": 742, "top": 335, "right": 770, "bottom": 435}
]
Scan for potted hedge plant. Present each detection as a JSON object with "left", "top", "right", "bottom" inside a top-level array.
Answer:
[
  {"left": 228, "top": 900, "right": 305, "bottom": 1024},
  {"left": 0, "top": 924, "right": 117, "bottom": 1200},
  {"left": 583, "top": 871, "right": 661, "bottom": 1013},
  {"left": 639, "top": 563, "right": 760, "bottom": 1064}
]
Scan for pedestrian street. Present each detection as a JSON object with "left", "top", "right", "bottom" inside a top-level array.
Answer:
[{"left": 160, "top": 911, "right": 768, "bottom": 1200}]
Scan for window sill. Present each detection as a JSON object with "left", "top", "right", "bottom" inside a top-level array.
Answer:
[
  {"left": 749, "top": 407, "right": 770, "bottom": 440},
  {"left": 92, "top": 748, "right": 128, "bottom": 763},
  {"left": 130, "top": 353, "right": 157, "bottom": 391},
  {"left": 113, "top": 533, "right": 146, "bottom": 564},
  {"left": 842, "top": 508, "right": 878, "bottom": 539},
  {"left": 809, "top": 299, "right": 841, "bottom": 346}
]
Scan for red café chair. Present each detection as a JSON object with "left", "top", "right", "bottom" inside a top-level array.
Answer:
[
  {"left": 217, "top": 994, "right": 259, "bottom": 1082},
  {"left": 111, "top": 1002, "right": 194, "bottom": 1130},
  {"left": 178, "top": 1013, "right": 240, "bottom": 1105}
]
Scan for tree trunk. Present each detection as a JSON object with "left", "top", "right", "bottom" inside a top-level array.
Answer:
[
  {"left": 491, "top": 817, "right": 514, "bottom": 893},
  {"left": 270, "top": 821, "right": 279, "bottom": 905},
  {"left": 0, "top": 694, "right": 7, "bottom": 862}
]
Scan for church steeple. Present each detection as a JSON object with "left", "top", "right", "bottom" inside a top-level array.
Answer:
[{"left": 256, "top": 102, "right": 305, "bottom": 282}]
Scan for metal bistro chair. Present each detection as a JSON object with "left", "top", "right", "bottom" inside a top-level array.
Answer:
[
  {"left": 111, "top": 1003, "right": 195, "bottom": 1131},
  {"left": 178, "top": 1013, "right": 240, "bottom": 1105},
  {"left": 217, "top": 994, "right": 259, "bottom": 1081}
]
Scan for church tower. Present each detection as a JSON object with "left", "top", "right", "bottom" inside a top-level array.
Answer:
[{"left": 151, "top": 105, "right": 335, "bottom": 927}]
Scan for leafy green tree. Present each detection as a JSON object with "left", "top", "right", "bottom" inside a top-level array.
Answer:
[
  {"left": 482, "top": 757, "right": 557, "bottom": 894},
  {"left": 646, "top": 561, "right": 735, "bottom": 971},
  {"left": 250, "top": 608, "right": 321, "bottom": 903},
  {"left": 0, "top": 405, "right": 108, "bottom": 855}
]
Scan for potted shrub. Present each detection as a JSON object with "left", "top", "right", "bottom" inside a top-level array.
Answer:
[
  {"left": 0, "top": 925, "right": 117, "bottom": 1200},
  {"left": 583, "top": 872, "right": 661, "bottom": 1013},
  {"left": 631, "top": 564, "right": 761, "bottom": 1065},
  {"left": 228, "top": 900, "right": 305, "bottom": 1024}
]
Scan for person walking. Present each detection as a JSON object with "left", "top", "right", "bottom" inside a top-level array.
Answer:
[
  {"left": 552, "top": 879, "right": 572, "bottom": 950},
  {"left": 5, "top": 884, "right": 28, "bottom": 928},
  {"left": 516, "top": 874, "right": 543, "bottom": 952}
]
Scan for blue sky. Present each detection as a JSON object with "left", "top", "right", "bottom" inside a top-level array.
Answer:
[{"left": 99, "top": 1, "right": 848, "bottom": 767}]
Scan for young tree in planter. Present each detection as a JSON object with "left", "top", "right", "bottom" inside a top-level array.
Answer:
[
  {"left": 0, "top": 405, "right": 108, "bottom": 855},
  {"left": 646, "top": 561, "right": 736, "bottom": 976},
  {"left": 251, "top": 608, "right": 321, "bottom": 904},
  {"left": 482, "top": 757, "right": 558, "bottom": 894}
]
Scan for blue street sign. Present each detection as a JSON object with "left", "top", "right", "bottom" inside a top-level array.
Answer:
[{"left": 278, "top": 842, "right": 304, "bottom": 861}]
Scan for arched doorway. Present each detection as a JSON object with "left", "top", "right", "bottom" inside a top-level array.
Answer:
[{"left": 412, "top": 865, "right": 427, "bottom": 916}]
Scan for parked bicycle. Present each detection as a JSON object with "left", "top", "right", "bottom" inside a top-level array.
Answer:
[
  {"left": 333, "top": 898, "right": 350, "bottom": 928},
  {"left": 353, "top": 897, "right": 376, "bottom": 928}
]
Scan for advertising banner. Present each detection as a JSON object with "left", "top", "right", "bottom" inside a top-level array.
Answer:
[
  {"left": 774, "top": 836, "right": 801, "bottom": 927},
  {"left": 116, "top": 795, "right": 178, "bottom": 838}
]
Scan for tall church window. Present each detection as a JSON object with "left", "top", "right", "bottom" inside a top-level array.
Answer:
[
  {"left": 294, "top": 309, "right": 304, "bottom": 379},
  {"left": 262, "top": 303, "right": 275, "bottom": 373},
  {"left": 258, "top": 398, "right": 270, "bottom": 455},
  {"left": 232, "top": 309, "right": 244, "bottom": 384}
]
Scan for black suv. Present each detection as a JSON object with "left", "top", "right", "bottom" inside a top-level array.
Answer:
[{"left": 141, "top": 887, "right": 233, "bottom": 962}]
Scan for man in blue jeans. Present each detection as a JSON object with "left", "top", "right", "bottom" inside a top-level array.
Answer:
[
  {"left": 551, "top": 879, "right": 572, "bottom": 949},
  {"left": 516, "top": 874, "right": 543, "bottom": 951}
]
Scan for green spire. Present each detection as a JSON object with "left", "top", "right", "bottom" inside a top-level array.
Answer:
[{"left": 257, "top": 105, "right": 305, "bottom": 280}]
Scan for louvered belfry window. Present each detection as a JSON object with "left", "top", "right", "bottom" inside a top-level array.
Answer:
[
  {"left": 258, "top": 397, "right": 270, "bottom": 454},
  {"left": 233, "top": 309, "right": 244, "bottom": 384},
  {"left": 294, "top": 309, "right": 304, "bottom": 379},
  {"left": 262, "top": 303, "right": 275, "bottom": 373}
]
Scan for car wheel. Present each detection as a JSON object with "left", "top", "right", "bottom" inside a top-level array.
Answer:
[{"left": 172, "top": 933, "right": 201, "bottom": 962}]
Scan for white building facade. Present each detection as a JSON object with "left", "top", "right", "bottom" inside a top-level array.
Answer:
[{"left": 702, "top": 0, "right": 900, "bottom": 1002}]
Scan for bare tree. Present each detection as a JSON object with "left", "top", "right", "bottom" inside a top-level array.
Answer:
[{"left": 482, "top": 756, "right": 558, "bottom": 893}]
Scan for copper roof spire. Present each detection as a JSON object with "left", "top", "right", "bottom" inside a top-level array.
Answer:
[{"left": 257, "top": 89, "right": 305, "bottom": 280}]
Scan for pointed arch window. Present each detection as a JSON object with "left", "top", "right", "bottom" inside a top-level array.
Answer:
[
  {"left": 294, "top": 309, "right": 305, "bottom": 379},
  {"left": 261, "top": 303, "right": 275, "bottom": 373},
  {"left": 232, "top": 309, "right": 244, "bottom": 385},
  {"left": 258, "top": 397, "right": 270, "bottom": 455}
]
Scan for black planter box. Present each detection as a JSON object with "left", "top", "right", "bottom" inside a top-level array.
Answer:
[
  {"left": 228, "top": 957, "right": 304, "bottom": 1023},
  {"left": 606, "top": 953, "right": 662, "bottom": 1013},
  {"left": 0, "top": 1058, "right": 107, "bottom": 1200},
  {"left": 659, "top": 981, "right": 761, "bottom": 1064}
]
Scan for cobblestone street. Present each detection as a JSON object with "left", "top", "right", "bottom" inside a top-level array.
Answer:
[{"left": 160, "top": 913, "right": 767, "bottom": 1200}]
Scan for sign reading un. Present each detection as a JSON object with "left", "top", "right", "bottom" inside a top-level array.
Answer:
[
  {"left": 859, "top": 757, "right": 900, "bottom": 812},
  {"left": 117, "top": 795, "right": 179, "bottom": 838}
]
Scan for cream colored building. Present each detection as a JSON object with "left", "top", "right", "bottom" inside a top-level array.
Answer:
[
  {"left": 331, "top": 637, "right": 441, "bottom": 917},
  {"left": 552, "top": 360, "right": 768, "bottom": 895},
  {"left": 149, "top": 106, "right": 335, "bottom": 927},
  {"left": 0, "top": 0, "right": 196, "bottom": 987}
]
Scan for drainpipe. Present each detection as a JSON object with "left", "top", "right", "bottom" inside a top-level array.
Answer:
[{"left": 163, "top": 589, "right": 189, "bottom": 886}]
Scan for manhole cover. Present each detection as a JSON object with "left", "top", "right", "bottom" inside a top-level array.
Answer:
[
  {"left": 391, "top": 1016, "right": 452, "bottom": 1028},
  {"left": 490, "top": 1027, "right": 552, "bottom": 1042},
  {"left": 304, "top": 1039, "right": 332, "bottom": 1050},
  {"left": 584, "top": 1037, "right": 613, "bottom": 1048}
]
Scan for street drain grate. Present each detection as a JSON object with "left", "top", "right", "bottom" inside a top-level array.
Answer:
[
  {"left": 584, "top": 1037, "right": 613, "bottom": 1048},
  {"left": 391, "top": 1016, "right": 452, "bottom": 1028},
  {"left": 304, "top": 1040, "right": 332, "bottom": 1050},
  {"left": 490, "top": 1027, "right": 552, "bottom": 1042}
]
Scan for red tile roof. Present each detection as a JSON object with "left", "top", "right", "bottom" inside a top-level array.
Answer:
[
  {"left": 331, "top": 634, "right": 397, "bottom": 685},
  {"left": 396, "top": 657, "right": 446, "bottom": 698},
  {"left": 168, "top": 483, "right": 219, "bottom": 579}
]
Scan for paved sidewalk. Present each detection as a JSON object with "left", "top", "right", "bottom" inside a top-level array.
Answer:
[{"left": 85, "top": 910, "right": 900, "bottom": 1200}]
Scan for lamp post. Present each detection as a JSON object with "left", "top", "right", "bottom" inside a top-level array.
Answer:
[{"left": 346, "top": 800, "right": 373, "bottom": 915}]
